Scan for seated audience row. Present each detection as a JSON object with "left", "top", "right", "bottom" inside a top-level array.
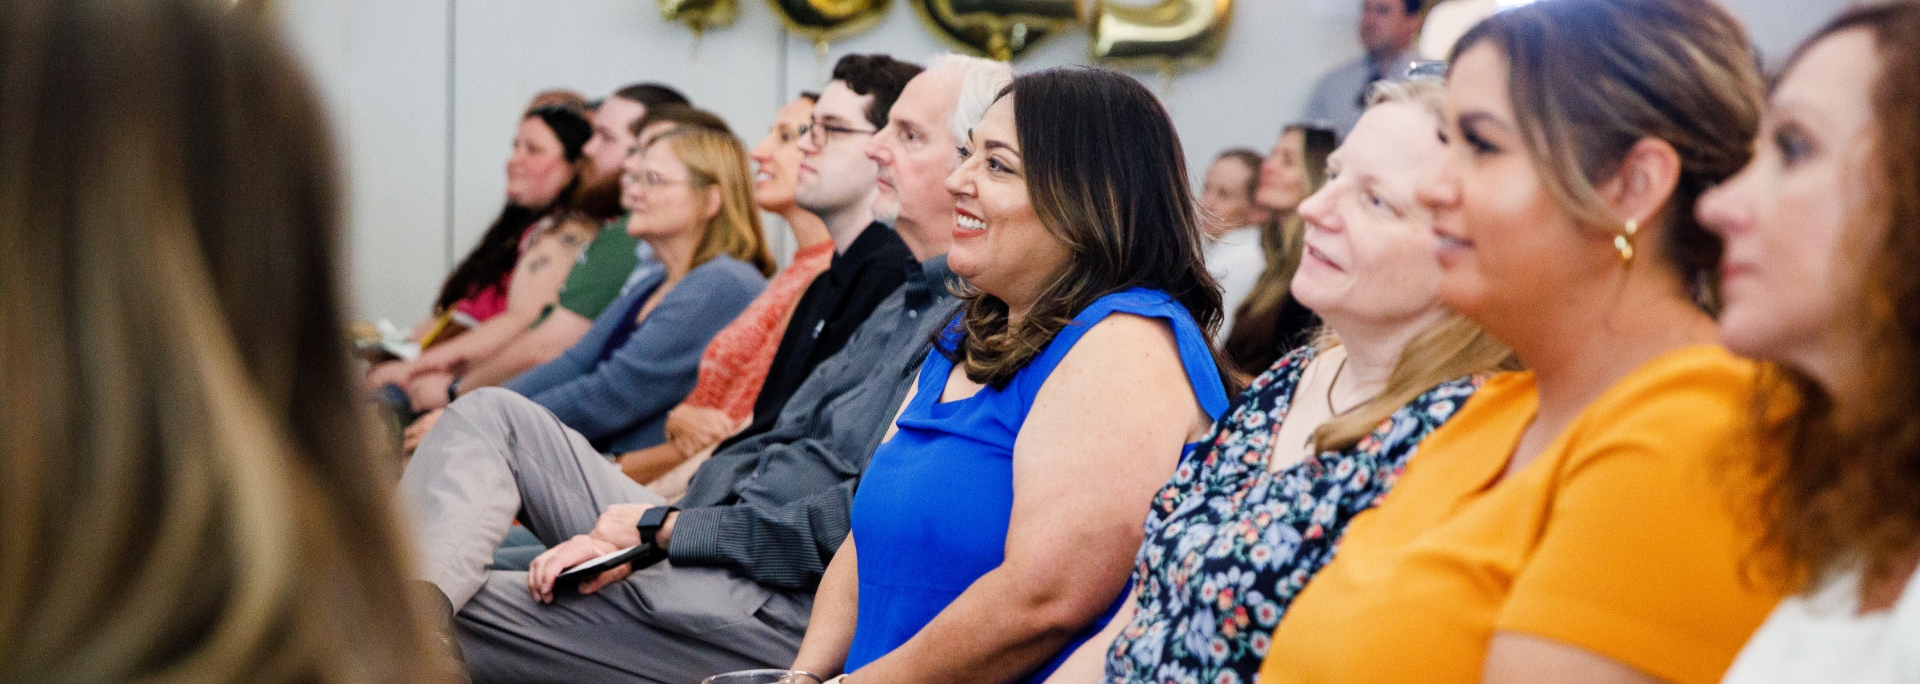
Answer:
[{"left": 19, "top": 0, "right": 1920, "bottom": 682}]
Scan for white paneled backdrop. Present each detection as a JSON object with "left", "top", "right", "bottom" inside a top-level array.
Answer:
[{"left": 273, "top": 0, "right": 1849, "bottom": 324}]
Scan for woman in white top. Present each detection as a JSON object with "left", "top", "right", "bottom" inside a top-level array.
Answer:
[
  {"left": 1198, "top": 148, "right": 1267, "bottom": 338},
  {"left": 1697, "top": 3, "right": 1920, "bottom": 681}
]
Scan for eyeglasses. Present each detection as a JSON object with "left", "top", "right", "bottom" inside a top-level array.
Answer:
[
  {"left": 622, "top": 170, "right": 692, "bottom": 190},
  {"left": 797, "top": 117, "right": 876, "bottom": 148}
]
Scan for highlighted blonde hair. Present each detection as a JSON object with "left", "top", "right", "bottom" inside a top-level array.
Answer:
[
  {"left": 0, "top": 1, "right": 448, "bottom": 682},
  {"left": 646, "top": 128, "right": 777, "bottom": 277}
]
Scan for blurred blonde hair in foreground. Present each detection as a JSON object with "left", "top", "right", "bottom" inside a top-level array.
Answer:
[{"left": 0, "top": 0, "right": 450, "bottom": 682}]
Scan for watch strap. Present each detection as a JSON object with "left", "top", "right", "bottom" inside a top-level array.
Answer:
[{"left": 636, "top": 505, "right": 678, "bottom": 546}]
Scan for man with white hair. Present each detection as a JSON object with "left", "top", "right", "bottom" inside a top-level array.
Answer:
[{"left": 398, "top": 54, "right": 1011, "bottom": 682}]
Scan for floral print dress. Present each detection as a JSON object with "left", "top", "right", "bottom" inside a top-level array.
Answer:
[{"left": 1103, "top": 345, "right": 1483, "bottom": 684}]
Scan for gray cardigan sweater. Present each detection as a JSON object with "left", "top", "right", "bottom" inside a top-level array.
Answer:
[{"left": 505, "top": 255, "right": 765, "bottom": 452}]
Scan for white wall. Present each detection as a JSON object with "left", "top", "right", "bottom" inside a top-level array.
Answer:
[{"left": 276, "top": 0, "right": 1849, "bottom": 325}]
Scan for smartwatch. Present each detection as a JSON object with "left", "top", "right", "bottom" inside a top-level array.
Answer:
[
  {"left": 447, "top": 375, "right": 463, "bottom": 404},
  {"left": 636, "top": 505, "right": 679, "bottom": 547}
]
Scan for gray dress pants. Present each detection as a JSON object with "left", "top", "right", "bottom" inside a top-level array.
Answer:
[{"left": 401, "top": 388, "right": 811, "bottom": 684}]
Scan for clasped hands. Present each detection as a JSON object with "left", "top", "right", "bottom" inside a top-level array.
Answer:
[{"left": 523, "top": 503, "right": 679, "bottom": 604}]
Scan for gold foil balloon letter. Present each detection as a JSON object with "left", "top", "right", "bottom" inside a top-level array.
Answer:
[
  {"left": 769, "top": 0, "right": 891, "bottom": 48},
  {"left": 1091, "top": 0, "right": 1231, "bottom": 65},
  {"left": 661, "top": 0, "right": 738, "bottom": 32},
  {"left": 913, "top": 0, "right": 1081, "bottom": 61}
]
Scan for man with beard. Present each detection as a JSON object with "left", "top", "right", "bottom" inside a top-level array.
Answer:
[{"left": 402, "top": 83, "right": 688, "bottom": 417}]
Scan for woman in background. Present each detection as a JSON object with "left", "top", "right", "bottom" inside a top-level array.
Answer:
[
  {"left": 0, "top": 0, "right": 450, "bottom": 681},
  {"left": 1199, "top": 148, "right": 1267, "bottom": 337},
  {"left": 1700, "top": 3, "right": 1920, "bottom": 681},
  {"left": 619, "top": 93, "right": 835, "bottom": 494},
  {"left": 365, "top": 97, "right": 596, "bottom": 393},
  {"left": 1223, "top": 123, "right": 1337, "bottom": 379},
  {"left": 470, "top": 126, "right": 772, "bottom": 454}
]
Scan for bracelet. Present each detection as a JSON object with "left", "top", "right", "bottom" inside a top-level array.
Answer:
[{"left": 786, "top": 671, "right": 825, "bottom": 684}]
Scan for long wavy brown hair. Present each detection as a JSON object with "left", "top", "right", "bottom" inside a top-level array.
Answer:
[
  {"left": 0, "top": 0, "right": 448, "bottom": 681},
  {"left": 946, "top": 68, "right": 1228, "bottom": 390},
  {"left": 1752, "top": 1, "right": 1920, "bottom": 596}
]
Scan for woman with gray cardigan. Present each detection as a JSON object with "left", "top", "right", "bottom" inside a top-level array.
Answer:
[{"left": 483, "top": 127, "right": 774, "bottom": 453}]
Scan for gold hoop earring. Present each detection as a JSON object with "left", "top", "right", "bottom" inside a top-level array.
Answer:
[{"left": 1614, "top": 218, "right": 1638, "bottom": 264}]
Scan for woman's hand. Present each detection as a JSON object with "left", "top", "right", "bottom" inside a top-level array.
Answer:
[
  {"left": 665, "top": 405, "right": 739, "bottom": 456},
  {"left": 406, "top": 371, "right": 456, "bottom": 412},
  {"left": 365, "top": 359, "right": 413, "bottom": 391},
  {"left": 410, "top": 345, "right": 467, "bottom": 378}
]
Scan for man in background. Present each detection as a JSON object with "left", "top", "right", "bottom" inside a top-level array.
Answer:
[{"left": 1302, "top": 0, "right": 1424, "bottom": 137}]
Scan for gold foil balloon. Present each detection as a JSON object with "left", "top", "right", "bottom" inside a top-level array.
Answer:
[
  {"left": 912, "top": 0, "right": 1081, "bottom": 61},
  {"left": 662, "top": 0, "right": 738, "bottom": 33},
  {"left": 1091, "top": 0, "right": 1232, "bottom": 66},
  {"left": 768, "top": 0, "right": 891, "bottom": 50}
]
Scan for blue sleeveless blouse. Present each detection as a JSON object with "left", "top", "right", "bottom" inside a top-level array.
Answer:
[{"left": 844, "top": 287, "right": 1231, "bottom": 682}]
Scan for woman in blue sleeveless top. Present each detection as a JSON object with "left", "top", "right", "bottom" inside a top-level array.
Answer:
[{"left": 787, "top": 68, "right": 1233, "bottom": 684}]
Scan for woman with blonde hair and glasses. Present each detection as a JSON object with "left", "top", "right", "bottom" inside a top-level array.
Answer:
[
  {"left": 0, "top": 0, "right": 453, "bottom": 681},
  {"left": 1260, "top": 0, "right": 1786, "bottom": 681},
  {"left": 1045, "top": 78, "right": 1514, "bottom": 684},
  {"left": 433, "top": 126, "right": 774, "bottom": 455}
]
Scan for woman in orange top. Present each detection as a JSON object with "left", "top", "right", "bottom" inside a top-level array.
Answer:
[{"left": 1257, "top": 0, "right": 1783, "bottom": 683}]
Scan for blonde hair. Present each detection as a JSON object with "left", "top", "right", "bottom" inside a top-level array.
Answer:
[
  {"left": 648, "top": 128, "right": 777, "bottom": 277},
  {"left": 1309, "top": 77, "right": 1519, "bottom": 451},
  {"left": 0, "top": 1, "right": 447, "bottom": 682}
]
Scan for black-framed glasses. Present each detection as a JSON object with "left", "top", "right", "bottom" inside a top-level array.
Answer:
[{"left": 797, "top": 118, "right": 876, "bottom": 147}]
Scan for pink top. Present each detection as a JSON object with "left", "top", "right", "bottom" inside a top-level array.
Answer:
[
  {"left": 451, "top": 218, "right": 556, "bottom": 323},
  {"left": 682, "top": 242, "right": 835, "bottom": 422}
]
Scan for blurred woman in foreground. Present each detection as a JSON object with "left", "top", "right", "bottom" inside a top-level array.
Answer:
[{"left": 0, "top": 0, "right": 449, "bottom": 682}]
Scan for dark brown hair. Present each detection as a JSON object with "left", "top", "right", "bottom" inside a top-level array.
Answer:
[
  {"left": 0, "top": 0, "right": 446, "bottom": 681},
  {"left": 1449, "top": 0, "right": 1763, "bottom": 311},
  {"left": 946, "top": 68, "right": 1227, "bottom": 390},
  {"left": 831, "top": 53, "right": 925, "bottom": 130},
  {"left": 435, "top": 102, "right": 590, "bottom": 312},
  {"left": 1753, "top": 1, "right": 1920, "bottom": 596}
]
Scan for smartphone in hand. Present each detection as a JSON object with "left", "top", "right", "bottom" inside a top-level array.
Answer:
[{"left": 551, "top": 542, "right": 667, "bottom": 594}]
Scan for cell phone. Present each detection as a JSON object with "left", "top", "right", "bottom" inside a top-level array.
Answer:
[{"left": 551, "top": 542, "right": 668, "bottom": 594}]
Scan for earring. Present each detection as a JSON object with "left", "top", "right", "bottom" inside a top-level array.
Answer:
[{"left": 1614, "top": 218, "right": 1638, "bottom": 264}]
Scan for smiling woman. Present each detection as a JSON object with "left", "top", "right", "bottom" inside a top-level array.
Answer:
[{"left": 786, "top": 67, "right": 1231, "bottom": 684}]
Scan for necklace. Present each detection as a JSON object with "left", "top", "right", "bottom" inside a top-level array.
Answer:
[
  {"left": 1302, "top": 356, "right": 1354, "bottom": 449},
  {"left": 1325, "top": 356, "right": 1352, "bottom": 415}
]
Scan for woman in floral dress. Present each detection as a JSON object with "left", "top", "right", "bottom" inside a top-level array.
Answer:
[{"left": 1043, "top": 79, "right": 1516, "bottom": 684}]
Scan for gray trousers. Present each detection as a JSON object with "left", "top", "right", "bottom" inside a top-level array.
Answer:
[{"left": 400, "top": 388, "right": 811, "bottom": 684}]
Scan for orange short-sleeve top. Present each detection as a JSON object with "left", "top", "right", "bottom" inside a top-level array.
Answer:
[{"left": 1259, "top": 345, "right": 1784, "bottom": 684}]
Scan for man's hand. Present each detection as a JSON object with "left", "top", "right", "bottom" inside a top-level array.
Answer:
[
  {"left": 526, "top": 535, "right": 624, "bottom": 603},
  {"left": 406, "top": 371, "right": 456, "bottom": 412},
  {"left": 403, "top": 408, "right": 445, "bottom": 455},
  {"left": 591, "top": 504, "right": 680, "bottom": 550}
]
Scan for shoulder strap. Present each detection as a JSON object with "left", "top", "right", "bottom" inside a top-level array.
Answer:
[{"left": 1018, "top": 288, "right": 1231, "bottom": 420}]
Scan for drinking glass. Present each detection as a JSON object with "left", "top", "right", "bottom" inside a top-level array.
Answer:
[{"left": 701, "top": 669, "right": 822, "bottom": 684}]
